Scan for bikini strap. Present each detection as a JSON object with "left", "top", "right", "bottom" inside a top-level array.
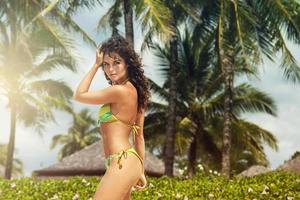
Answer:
[
  {"left": 112, "top": 115, "right": 140, "bottom": 143},
  {"left": 131, "top": 123, "right": 140, "bottom": 143}
]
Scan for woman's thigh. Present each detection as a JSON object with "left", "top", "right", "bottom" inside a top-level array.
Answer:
[
  {"left": 122, "top": 187, "right": 132, "bottom": 200},
  {"left": 93, "top": 152, "right": 142, "bottom": 200}
]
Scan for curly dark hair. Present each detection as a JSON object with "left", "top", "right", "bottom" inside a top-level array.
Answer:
[{"left": 99, "top": 35, "right": 151, "bottom": 113}]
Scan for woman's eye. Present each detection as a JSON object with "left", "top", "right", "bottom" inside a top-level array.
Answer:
[
  {"left": 103, "top": 63, "right": 108, "bottom": 67},
  {"left": 114, "top": 61, "right": 120, "bottom": 65}
]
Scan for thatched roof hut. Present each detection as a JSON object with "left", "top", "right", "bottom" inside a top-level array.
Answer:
[
  {"left": 32, "top": 141, "right": 173, "bottom": 179},
  {"left": 276, "top": 154, "right": 300, "bottom": 173},
  {"left": 236, "top": 165, "right": 271, "bottom": 177}
]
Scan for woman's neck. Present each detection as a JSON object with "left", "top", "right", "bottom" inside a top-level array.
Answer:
[{"left": 113, "top": 77, "right": 129, "bottom": 85}]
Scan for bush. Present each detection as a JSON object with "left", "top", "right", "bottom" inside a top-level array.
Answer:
[{"left": 0, "top": 170, "right": 299, "bottom": 200}]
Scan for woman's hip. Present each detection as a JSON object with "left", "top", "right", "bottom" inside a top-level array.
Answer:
[{"left": 105, "top": 147, "right": 143, "bottom": 174}]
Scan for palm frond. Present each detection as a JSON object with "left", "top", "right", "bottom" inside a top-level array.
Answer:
[
  {"left": 134, "top": 0, "right": 175, "bottom": 41},
  {"left": 147, "top": 78, "right": 169, "bottom": 102},
  {"left": 28, "top": 79, "right": 73, "bottom": 99},
  {"left": 96, "top": 0, "right": 122, "bottom": 35},
  {"left": 233, "top": 119, "right": 278, "bottom": 151},
  {"left": 36, "top": 17, "right": 81, "bottom": 62},
  {"left": 62, "top": 0, "right": 103, "bottom": 15},
  {"left": 51, "top": 8, "right": 97, "bottom": 48},
  {"left": 275, "top": 28, "right": 300, "bottom": 83},
  {"left": 233, "top": 83, "right": 277, "bottom": 116},
  {"left": 50, "top": 134, "right": 68, "bottom": 150}
]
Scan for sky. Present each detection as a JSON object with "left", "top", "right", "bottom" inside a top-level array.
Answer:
[{"left": 0, "top": 3, "right": 299, "bottom": 178}]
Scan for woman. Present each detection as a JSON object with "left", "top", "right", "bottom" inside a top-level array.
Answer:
[{"left": 73, "top": 35, "right": 150, "bottom": 199}]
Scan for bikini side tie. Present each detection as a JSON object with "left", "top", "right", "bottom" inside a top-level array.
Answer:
[{"left": 117, "top": 150, "right": 128, "bottom": 169}]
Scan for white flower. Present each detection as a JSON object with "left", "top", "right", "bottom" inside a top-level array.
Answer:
[
  {"left": 149, "top": 183, "right": 154, "bottom": 187},
  {"left": 209, "top": 170, "right": 212, "bottom": 173},
  {"left": 261, "top": 190, "right": 268, "bottom": 195},
  {"left": 248, "top": 187, "right": 253, "bottom": 193},
  {"left": 213, "top": 170, "right": 218, "bottom": 175},
  {"left": 208, "top": 193, "right": 214, "bottom": 198},
  {"left": 72, "top": 193, "right": 80, "bottom": 200},
  {"left": 157, "top": 192, "right": 162, "bottom": 197},
  {"left": 264, "top": 185, "right": 269, "bottom": 190},
  {"left": 82, "top": 178, "right": 87, "bottom": 183},
  {"left": 262, "top": 185, "right": 269, "bottom": 194},
  {"left": 183, "top": 195, "right": 188, "bottom": 200},
  {"left": 178, "top": 169, "right": 184, "bottom": 175},
  {"left": 86, "top": 182, "right": 91, "bottom": 186},
  {"left": 176, "top": 192, "right": 182, "bottom": 198},
  {"left": 184, "top": 166, "right": 187, "bottom": 170},
  {"left": 287, "top": 197, "right": 293, "bottom": 200},
  {"left": 44, "top": 192, "right": 48, "bottom": 196},
  {"left": 51, "top": 194, "right": 59, "bottom": 199},
  {"left": 10, "top": 183, "right": 16, "bottom": 188}
]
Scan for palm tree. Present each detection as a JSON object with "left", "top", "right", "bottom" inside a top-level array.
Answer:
[
  {"left": 0, "top": 0, "right": 100, "bottom": 179},
  {"left": 191, "top": 0, "right": 300, "bottom": 178},
  {"left": 50, "top": 108, "right": 100, "bottom": 161},
  {"left": 0, "top": 15, "right": 78, "bottom": 180},
  {"left": 0, "top": 0, "right": 97, "bottom": 49},
  {"left": 158, "top": 0, "right": 202, "bottom": 177},
  {"left": 0, "top": 144, "right": 23, "bottom": 178},
  {"left": 62, "top": 0, "right": 174, "bottom": 47},
  {"left": 146, "top": 27, "right": 278, "bottom": 177}
]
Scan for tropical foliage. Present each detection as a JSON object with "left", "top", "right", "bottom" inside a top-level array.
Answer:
[
  {"left": 0, "top": 144, "right": 23, "bottom": 178},
  {"left": 50, "top": 108, "right": 100, "bottom": 161},
  {"left": 0, "top": 0, "right": 95, "bottom": 179},
  {"left": 0, "top": 170, "right": 299, "bottom": 199},
  {"left": 145, "top": 27, "right": 278, "bottom": 176},
  {"left": 188, "top": 0, "right": 300, "bottom": 177}
]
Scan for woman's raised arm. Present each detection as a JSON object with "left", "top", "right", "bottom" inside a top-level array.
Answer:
[{"left": 73, "top": 49, "right": 127, "bottom": 105}]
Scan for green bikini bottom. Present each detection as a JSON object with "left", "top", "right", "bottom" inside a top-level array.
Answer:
[{"left": 104, "top": 147, "right": 143, "bottom": 170}]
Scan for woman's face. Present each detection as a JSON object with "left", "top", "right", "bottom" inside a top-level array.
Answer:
[{"left": 102, "top": 52, "right": 128, "bottom": 83}]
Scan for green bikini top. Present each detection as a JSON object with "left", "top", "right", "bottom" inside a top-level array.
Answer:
[{"left": 98, "top": 103, "right": 140, "bottom": 143}]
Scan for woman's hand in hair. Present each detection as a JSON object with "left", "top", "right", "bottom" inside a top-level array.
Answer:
[{"left": 95, "top": 49, "right": 103, "bottom": 68}]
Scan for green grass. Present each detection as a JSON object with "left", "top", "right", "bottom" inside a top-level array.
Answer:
[{"left": 0, "top": 170, "right": 299, "bottom": 200}]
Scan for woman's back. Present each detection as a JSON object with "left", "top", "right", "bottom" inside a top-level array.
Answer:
[{"left": 99, "top": 81, "right": 139, "bottom": 154}]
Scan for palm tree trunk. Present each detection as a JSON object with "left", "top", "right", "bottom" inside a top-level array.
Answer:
[
  {"left": 187, "top": 134, "right": 197, "bottom": 178},
  {"left": 164, "top": 35, "right": 178, "bottom": 176},
  {"left": 5, "top": 102, "right": 17, "bottom": 179},
  {"left": 123, "top": 0, "right": 134, "bottom": 47},
  {"left": 221, "top": 50, "right": 234, "bottom": 179}
]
